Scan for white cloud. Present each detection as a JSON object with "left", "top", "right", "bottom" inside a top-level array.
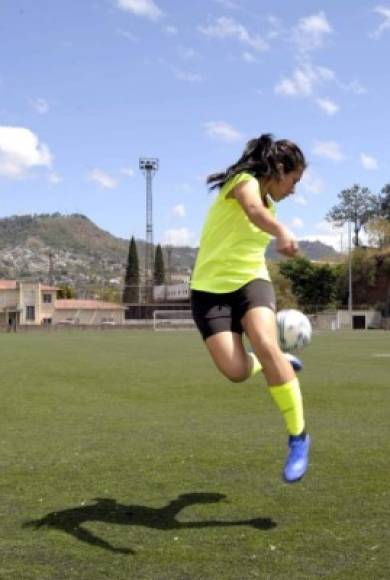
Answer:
[
  {"left": 310, "top": 221, "right": 367, "bottom": 251},
  {"left": 178, "top": 47, "right": 197, "bottom": 59},
  {"left": 303, "top": 221, "right": 343, "bottom": 250},
  {"left": 88, "top": 169, "right": 118, "bottom": 189},
  {"left": 291, "top": 217, "right": 304, "bottom": 229},
  {"left": 176, "top": 182, "right": 193, "bottom": 193},
  {"left": 301, "top": 220, "right": 353, "bottom": 252},
  {"left": 275, "top": 69, "right": 313, "bottom": 97},
  {"left": 316, "top": 220, "right": 336, "bottom": 234},
  {"left": 316, "top": 97, "right": 339, "bottom": 115},
  {"left": 300, "top": 233, "right": 341, "bottom": 251},
  {"left": 48, "top": 172, "right": 62, "bottom": 185},
  {"left": 164, "top": 25, "right": 177, "bottom": 36},
  {"left": 360, "top": 153, "right": 379, "bottom": 170},
  {"left": 312, "top": 140, "right": 345, "bottom": 162},
  {"left": 301, "top": 170, "right": 325, "bottom": 194},
  {"left": 173, "top": 68, "right": 203, "bottom": 83},
  {"left": 172, "top": 204, "right": 186, "bottom": 217},
  {"left": 121, "top": 167, "right": 135, "bottom": 177},
  {"left": 342, "top": 80, "right": 367, "bottom": 95},
  {"left": 116, "top": 0, "right": 163, "bottom": 21},
  {"left": 117, "top": 29, "right": 138, "bottom": 42},
  {"left": 31, "top": 98, "right": 49, "bottom": 115},
  {"left": 0, "top": 126, "right": 52, "bottom": 179},
  {"left": 275, "top": 62, "right": 335, "bottom": 97},
  {"left": 242, "top": 51, "right": 256, "bottom": 63},
  {"left": 371, "top": 6, "right": 390, "bottom": 37},
  {"left": 266, "top": 15, "right": 283, "bottom": 40},
  {"left": 293, "top": 195, "right": 308, "bottom": 206},
  {"left": 204, "top": 121, "right": 244, "bottom": 143},
  {"left": 213, "top": 0, "right": 241, "bottom": 9},
  {"left": 199, "top": 17, "right": 268, "bottom": 52},
  {"left": 293, "top": 11, "right": 332, "bottom": 52},
  {"left": 162, "top": 227, "right": 195, "bottom": 246}
]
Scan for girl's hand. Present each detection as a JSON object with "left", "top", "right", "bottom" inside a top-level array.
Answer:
[{"left": 276, "top": 228, "right": 299, "bottom": 257}]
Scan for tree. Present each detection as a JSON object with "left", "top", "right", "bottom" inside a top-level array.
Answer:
[
  {"left": 122, "top": 236, "right": 140, "bottom": 303},
  {"left": 279, "top": 255, "right": 338, "bottom": 311},
  {"left": 96, "top": 287, "right": 121, "bottom": 303},
  {"left": 268, "top": 262, "right": 298, "bottom": 310},
  {"left": 57, "top": 284, "right": 76, "bottom": 299},
  {"left": 335, "top": 248, "right": 377, "bottom": 307},
  {"left": 365, "top": 217, "right": 390, "bottom": 248},
  {"left": 364, "top": 184, "right": 390, "bottom": 247},
  {"left": 153, "top": 244, "right": 165, "bottom": 285},
  {"left": 326, "top": 184, "right": 377, "bottom": 247},
  {"left": 379, "top": 184, "right": 390, "bottom": 220}
]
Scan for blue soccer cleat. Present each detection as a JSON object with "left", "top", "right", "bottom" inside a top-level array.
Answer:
[
  {"left": 284, "top": 352, "right": 303, "bottom": 372},
  {"left": 283, "top": 433, "right": 311, "bottom": 483}
]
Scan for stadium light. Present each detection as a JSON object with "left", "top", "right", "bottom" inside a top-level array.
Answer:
[
  {"left": 139, "top": 157, "right": 159, "bottom": 303},
  {"left": 139, "top": 158, "right": 159, "bottom": 171},
  {"left": 348, "top": 220, "right": 353, "bottom": 329}
]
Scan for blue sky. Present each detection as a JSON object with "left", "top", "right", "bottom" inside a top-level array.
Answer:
[{"left": 1, "top": 0, "right": 389, "bottom": 250}]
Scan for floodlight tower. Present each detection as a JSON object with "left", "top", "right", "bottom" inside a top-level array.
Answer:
[
  {"left": 48, "top": 251, "right": 54, "bottom": 286},
  {"left": 139, "top": 157, "right": 159, "bottom": 301}
]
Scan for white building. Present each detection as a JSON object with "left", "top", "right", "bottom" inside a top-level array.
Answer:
[
  {"left": 54, "top": 299, "right": 125, "bottom": 325},
  {"left": 0, "top": 280, "right": 125, "bottom": 327}
]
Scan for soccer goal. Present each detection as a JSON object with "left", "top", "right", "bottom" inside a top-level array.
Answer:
[
  {"left": 307, "top": 311, "right": 339, "bottom": 331},
  {"left": 153, "top": 309, "right": 195, "bottom": 331}
]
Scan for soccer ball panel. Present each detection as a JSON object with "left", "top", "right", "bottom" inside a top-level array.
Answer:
[{"left": 276, "top": 309, "right": 312, "bottom": 351}]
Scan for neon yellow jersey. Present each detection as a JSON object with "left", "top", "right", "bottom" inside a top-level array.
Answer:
[{"left": 191, "top": 172, "right": 275, "bottom": 293}]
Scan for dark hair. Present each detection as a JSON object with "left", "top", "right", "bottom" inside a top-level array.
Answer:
[{"left": 206, "top": 133, "right": 307, "bottom": 191}]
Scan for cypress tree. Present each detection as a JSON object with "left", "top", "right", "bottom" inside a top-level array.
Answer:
[
  {"left": 122, "top": 236, "right": 140, "bottom": 303},
  {"left": 153, "top": 244, "right": 165, "bottom": 285}
]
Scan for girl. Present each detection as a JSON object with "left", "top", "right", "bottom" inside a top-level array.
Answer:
[{"left": 190, "top": 134, "right": 310, "bottom": 483}]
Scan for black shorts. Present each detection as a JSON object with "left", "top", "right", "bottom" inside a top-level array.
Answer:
[{"left": 191, "top": 279, "right": 276, "bottom": 340}]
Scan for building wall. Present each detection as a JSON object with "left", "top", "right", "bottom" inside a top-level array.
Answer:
[
  {"left": 19, "top": 282, "right": 56, "bottom": 325},
  {"left": 337, "top": 309, "right": 382, "bottom": 329},
  {"left": 0, "top": 290, "right": 18, "bottom": 308},
  {"left": 0, "top": 282, "right": 56, "bottom": 326},
  {"left": 153, "top": 282, "right": 190, "bottom": 302}
]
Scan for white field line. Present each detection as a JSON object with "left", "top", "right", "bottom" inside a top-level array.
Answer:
[{"left": 372, "top": 354, "right": 390, "bottom": 357}]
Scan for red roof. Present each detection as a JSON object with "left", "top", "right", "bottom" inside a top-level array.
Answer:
[
  {"left": 0, "top": 280, "right": 17, "bottom": 289},
  {"left": 55, "top": 299, "right": 125, "bottom": 310}
]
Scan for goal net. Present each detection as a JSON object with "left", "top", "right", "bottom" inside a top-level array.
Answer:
[{"left": 153, "top": 310, "right": 195, "bottom": 331}]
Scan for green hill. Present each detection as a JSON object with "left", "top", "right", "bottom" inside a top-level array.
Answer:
[
  {"left": 0, "top": 213, "right": 340, "bottom": 294},
  {"left": 0, "top": 213, "right": 127, "bottom": 255}
]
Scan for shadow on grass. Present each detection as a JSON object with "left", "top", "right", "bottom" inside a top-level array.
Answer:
[{"left": 23, "top": 492, "right": 276, "bottom": 555}]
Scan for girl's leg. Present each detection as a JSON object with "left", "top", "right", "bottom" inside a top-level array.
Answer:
[
  {"left": 204, "top": 331, "right": 258, "bottom": 383},
  {"left": 242, "top": 306, "right": 310, "bottom": 482},
  {"left": 242, "top": 306, "right": 294, "bottom": 385}
]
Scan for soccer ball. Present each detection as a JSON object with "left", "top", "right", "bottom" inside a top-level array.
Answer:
[{"left": 276, "top": 309, "right": 312, "bottom": 351}]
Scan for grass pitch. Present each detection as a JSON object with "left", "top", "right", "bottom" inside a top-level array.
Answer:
[{"left": 0, "top": 328, "right": 389, "bottom": 579}]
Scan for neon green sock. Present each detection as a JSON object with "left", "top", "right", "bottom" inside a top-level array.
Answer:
[
  {"left": 248, "top": 352, "right": 262, "bottom": 378},
  {"left": 269, "top": 377, "right": 305, "bottom": 436}
]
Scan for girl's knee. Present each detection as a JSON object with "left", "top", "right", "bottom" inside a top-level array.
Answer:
[{"left": 223, "top": 364, "right": 249, "bottom": 383}]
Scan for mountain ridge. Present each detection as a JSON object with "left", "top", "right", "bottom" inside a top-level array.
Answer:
[{"left": 0, "top": 213, "right": 340, "bottom": 292}]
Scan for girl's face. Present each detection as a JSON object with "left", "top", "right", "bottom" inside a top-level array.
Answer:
[{"left": 266, "top": 166, "right": 304, "bottom": 202}]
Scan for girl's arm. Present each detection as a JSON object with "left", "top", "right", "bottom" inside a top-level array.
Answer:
[{"left": 233, "top": 179, "right": 298, "bottom": 257}]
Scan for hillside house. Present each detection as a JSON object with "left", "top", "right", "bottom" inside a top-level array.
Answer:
[
  {"left": 0, "top": 280, "right": 125, "bottom": 328},
  {"left": 0, "top": 280, "right": 57, "bottom": 328}
]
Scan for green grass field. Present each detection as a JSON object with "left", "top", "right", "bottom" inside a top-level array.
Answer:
[{"left": 0, "top": 329, "right": 389, "bottom": 579}]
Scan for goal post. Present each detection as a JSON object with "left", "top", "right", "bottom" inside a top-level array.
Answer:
[{"left": 153, "top": 309, "right": 195, "bottom": 331}]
